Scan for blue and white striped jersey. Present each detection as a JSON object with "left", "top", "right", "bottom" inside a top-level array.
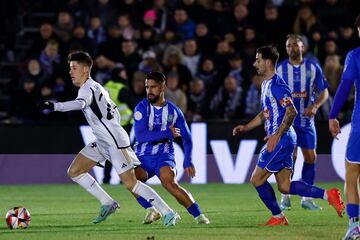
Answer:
[
  {"left": 133, "top": 99, "right": 193, "bottom": 168},
  {"left": 261, "top": 74, "right": 294, "bottom": 136},
  {"left": 340, "top": 47, "right": 360, "bottom": 130},
  {"left": 277, "top": 59, "right": 328, "bottom": 127}
]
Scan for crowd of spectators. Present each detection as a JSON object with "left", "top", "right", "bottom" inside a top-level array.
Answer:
[{"left": 0, "top": 0, "right": 359, "bottom": 124}]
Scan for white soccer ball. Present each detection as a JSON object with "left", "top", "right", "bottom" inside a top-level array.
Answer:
[{"left": 5, "top": 207, "right": 31, "bottom": 229}]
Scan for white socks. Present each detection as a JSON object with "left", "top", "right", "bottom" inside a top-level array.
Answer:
[
  {"left": 71, "top": 173, "right": 114, "bottom": 205},
  {"left": 132, "top": 180, "right": 172, "bottom": 216}
]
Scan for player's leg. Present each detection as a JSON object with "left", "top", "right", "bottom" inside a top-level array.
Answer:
[
  {"left": 251, "top": 166, "right": 288, "bottom": 226},
  {"left": 68, "top": 149, "right": 119, "bottom": 224},
  {"left": 133, "top": 166, "right": 161, "bottom": 224},
  {"left": 343, "top": 162, "right": 360, "bottom": 239},
  {"left": 275, "top": 167, "right": 344, "bottom": 217},
  {"left": 102, "top": 160, "right": 112, "bottom": 184},
  {"left": 110, "top": 146, "right": 179, "bottom": 227},
  {"left": 158, "top": 165, "right": 209, "bottom": 224},
  {"left": 280, "top": 147, "right": 297, "bottom": 211}
]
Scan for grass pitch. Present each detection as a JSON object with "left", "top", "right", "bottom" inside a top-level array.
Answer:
[{"left": 0, "top": 183, "right": 347, "bottom": 240}]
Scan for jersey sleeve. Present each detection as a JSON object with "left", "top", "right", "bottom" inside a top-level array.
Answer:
[
  {"left": 272, "top": 78, "right": 294, "bottom": 108},
  {"left": 134, "top": 102, "right": 174, "bottom": 143},
  {"left": 76, "top": 86, "right": 93, "bottom": 108},
  {"left": 174, "top": 108, "right": 193, "bottom": 169},
  {"left": 314, "top": 63, "right": 329, "bottom": 92},
  {"left": 329, "top": 51, "right": 357, "bottom": 119}
]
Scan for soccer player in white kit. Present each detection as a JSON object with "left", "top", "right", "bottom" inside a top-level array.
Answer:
[{"left": 40, "top": 51, "right": 180, "bottom": 226}]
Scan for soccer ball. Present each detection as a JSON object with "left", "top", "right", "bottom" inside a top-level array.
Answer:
[{"left": 5, "top": 207, "right": 31, "bottom": 229}]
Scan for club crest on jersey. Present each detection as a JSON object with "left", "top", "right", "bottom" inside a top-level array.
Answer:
[
  {"left": 134, "top": 111, "right": 142, "bottom": 120},
  {"left": 168, "top": 114, "right": 174, "bottom": 122},
  {"left": 279, "top": 96, "right": 293, "bottom": 107}
]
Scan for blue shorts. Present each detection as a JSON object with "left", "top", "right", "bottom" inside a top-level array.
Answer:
[
  {"left": 293, "top": 125, "right": 317, "bottom": 149},
  {"left": 138, "top": 154, "right": 176, "bottom": 179},
  {"left": 346, "top": 131, "right": 360, "bottom": 163},
  {"left": 257, "top": 130, "right": 297, "bottom": 173}
]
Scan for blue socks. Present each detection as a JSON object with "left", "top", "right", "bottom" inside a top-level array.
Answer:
[
  {"left": 255, "top": 181, "right": 282, "bottom": 216},
  {"left": 346, "top": 204, "right": 359, "bottom": 221},
  {"left": 187, "top": 203, "right": 201, "bottom": 218},
  {"left": 302, "top": 163, "right": 315, "bottom": 185},
  {"left": 289, "top": 181, "right": 325, "bottom": 199},
  {"left": 137, "top": 196, "right": 152, "bottom": 209}
]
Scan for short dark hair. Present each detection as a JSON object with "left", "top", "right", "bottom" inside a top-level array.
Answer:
[
  {"left": 256, "top": 45, "right": 279, "bottom": 66},
  {"left": 286, "top": 34, "right": 303, "bottom": 43},
  {"left": 355, "top": 14, "right": 360, "bottom": 28},
  {"left": 146, "top": 71, "right": 166, "bottom": 83},
  {"left": 67, "top": 51, "right": 93, "bottom": 68}
]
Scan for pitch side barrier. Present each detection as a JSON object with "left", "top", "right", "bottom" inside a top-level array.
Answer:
[{"left": 0, "top": 121, "right": 349, "bottom": 184}]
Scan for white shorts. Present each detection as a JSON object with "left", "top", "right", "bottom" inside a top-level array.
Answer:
[{"left": 80, "top": 142, "right": 141, "bottom": 175}]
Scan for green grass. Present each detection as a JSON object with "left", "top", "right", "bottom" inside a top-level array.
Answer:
[{"left": 0, "top": 183, "right": 348, "bottom": 240}]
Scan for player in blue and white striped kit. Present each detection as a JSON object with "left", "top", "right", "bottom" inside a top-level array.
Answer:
[
  {"left": 329, "top": 15, "right": 360, "bottom": 240},
  {"left": 233, "top": 45, "right": 344, "bottom": 226},
  {"left": 277, "top": 34, "right": 329, "bottom": 211},
  {"left": 132, "top": 71, "right": 209, "bottom": 225}
]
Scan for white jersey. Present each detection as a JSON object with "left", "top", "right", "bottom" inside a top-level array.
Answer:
[{"left": 54, "top": 78, "right": 130, "bottom": 150}]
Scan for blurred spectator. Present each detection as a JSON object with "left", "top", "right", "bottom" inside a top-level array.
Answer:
[
  {"left": 178, "top": 0, "right": 208, "bottom": 23},
  {"left": 143, "top": 9, "right": 158, "bottom": 29},
  {"left": 316, "top": 0, "right": 349, "bottom": 34},
  {"left": 117, "top": 14, "right": 136, "bottom": 40},
  {"left": 54, "top": 11, "right": 74, "bottom": 44},
  {"left": 261, "top": 3, "right": 286, "bottom": 45},
  {"left": 293, "top": 4, "right": 317, "bottom": 38},
  {"left": 19, "top": 59, "right": 49, "bottom": 89},
  {"left": 66, "top": 0, "right": 90, "bottom": 26},
  {"left": 230, "top": 3, "right": 252, "bottom": 37},
  {"left": 245, "top": 74, "right": 262, "bottom": 118},
  {"left": 94, "top": 55, "right": 115, "bottom": 84},
  {"left": 68, "top": 25, "right": 95, "bottom": 56},
  {"left": 241, "top": 25, "right": 259, "bottom": 69},
  {"left": 320, "top": 38, "right": 339, "bottom": 64},
  {"left": 87, "top": 16, "right": 107, "bottom": 47},
  {"left": 182, "top": 39, "right": 201, "bottom": 76},
  {"left": 213, "top": 40, "right": 233, "bottom": 81},
  {"left": 89, "top": 0, "right": 116, "bottom": 28},
  {"left": 338, "top": 24, "right": 358, "bottom": 59},
  {"left": 187, "top": 77, "right": 209, "bottom": 121},
  {"left": 196, "top": 57, "right": 218, "bottom": 93},
  {"left": 209, "top": 75, "right": 243, "bottom": 120},
  {"left": 120, "top": 40, "right": 142, "bottom": 78},
  {"left": 12, "top": 79, "right": 40, "bottom": 123},
  {"left": 162, "top": 45, "right": 192, "bottom": 91},
  {"left": 165, "top": 71, "right": 187, "bottom": 113},
  {"left": 131, "top": 71, "right": 146, "bottom": 103},
  {"left": 137, "top": 26, "right": 158, "bottom": 53},
  {"left": 228, "top": 53, "right": 250, "bottom": 90},
  {"left": 39, "top": 40, "right": 62, "bottom": 77},
  {"left": 29, "top": 23, "right": 59, "bottom": 58},
  {"left": 172, "top": 8, "right": 196, "bottom": 41},
  {"left": 98, "top": 25, "right": 123, "bottom": 62},
  {"left": 195, "top": 23, "right": 217, "bottom": 54},
  {"left": 323, "top": 54, "right": 343, "bottom": 96},
  {"left": 138, "top": 50, "right": 162, "bottom": 74},
  {"left": 207, "top": 0, "right": 231, "bottom": 37},
  {"left": 152, "top": 0, "right": 170, "bottom": 35}
]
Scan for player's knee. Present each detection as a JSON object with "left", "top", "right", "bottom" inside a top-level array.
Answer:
[
  {"left": 250, "top": 175, "right": 262, "bottom": 187},
  {"left": 67, "top": 166, "right": 79, "bottom": 178},
  {"left": 277, "top": 183, "right": 290, "bottom": 194}
]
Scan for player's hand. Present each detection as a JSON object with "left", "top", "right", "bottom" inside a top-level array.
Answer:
[
  {"left": 169, "top": 125, "right": 181, "bottom": 138},
  {"left": 233, "top": 124, "right": 249, "bottom": 136},
  {"left": 185, "top": 166, "right": 196, "bottom": 178},
  {"left": 303, "top": 104, "right": 319, "bottom": 117},
  {"left": 38, "top": 101, "right": 54, "bottom": 110},
  {"left": 329, "top": 119, "right": 341, "bottom": 139},
  {"left": 264, "top": 133, "right": 280, "bottom": 152}
]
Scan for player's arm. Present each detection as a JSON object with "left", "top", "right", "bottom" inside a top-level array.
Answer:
[
  {"left": 174, "top": 109, "right": 193, "bottom": 169},
  {"left": 233, "top": 111, "right": 264, "bottom": 136},
  {"left": 329, "top": 52, "right": 357, "bottom": 138},
  {"left": 274, "top": 105, "right": 297, "bottom": 137},
  {"left": 134, "top": 104, "right": 174, "bottom": 143},
  {"left": 304, "top": 65, "right": 329, "bottom": 117}
]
